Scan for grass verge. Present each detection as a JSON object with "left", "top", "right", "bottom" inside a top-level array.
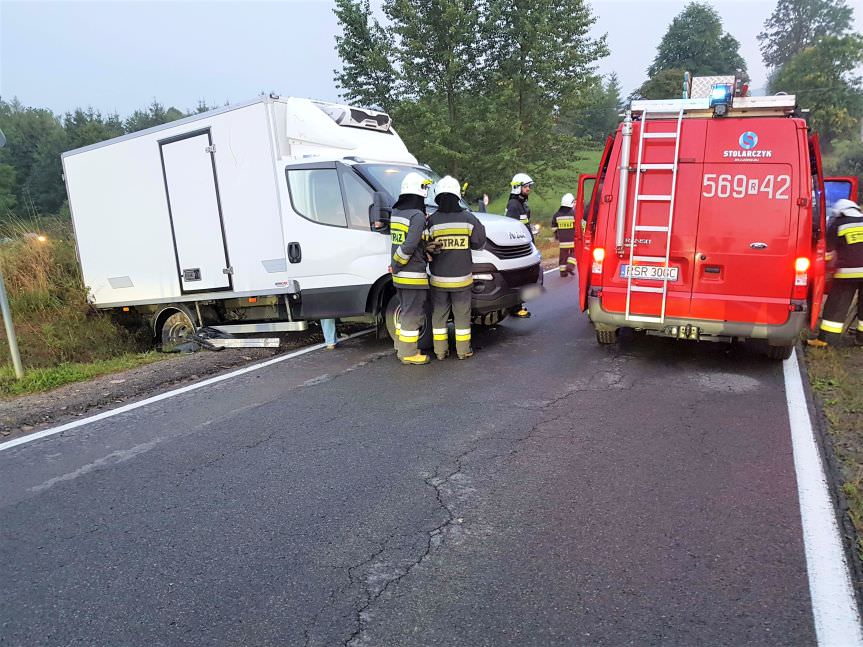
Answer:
[
  {"left": 0, "top": 352, "right": 165, "bottom": 397},
  {"left": 805, "top": 341, "right": 863, "bottom": 557}
]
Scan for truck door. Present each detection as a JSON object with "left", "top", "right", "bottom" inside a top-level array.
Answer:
[
  {"left": 279, "top": 161, "right": 388, "bottom": 316},
  {"left": 577, "top": 135, "right": 614, "bottom": 311},
  {"left": 824, "top": 176, "right": 859, "bottom": 208},
  {"left": 690, "top": 121, "right": 798, "bottom": 326},
  {"left": 810, "top": 134, "right": 828, "bottom": 332},
  {"left": 159, "top": 129, "right": 232, "bottom": 293}
]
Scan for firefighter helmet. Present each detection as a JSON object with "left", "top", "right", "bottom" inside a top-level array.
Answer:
[
  {"left": 833, "top": 198, "right": 862, "bottom": 218},
  {"left": 561, "top": 193, "right": 575, "bottom": 208},
  {"left": 510, "top": 173, "right": 534, "bottom": 194},
  {"left": 435, "top": 175, "right": 461, "bottom": 199},
  {"left": 401, "top": 172, "right": 432, "bottom": 198}
]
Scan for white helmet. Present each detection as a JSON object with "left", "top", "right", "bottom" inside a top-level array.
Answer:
[
  {"left": 401, "top": 172, "right": 432, "bottom": 198},
  {"left": 435, "top": 175, "right": 461, "bottom": 198},
  {"left": 833, "top": 198, "right": 862, "bottom": 218},
  {"left": 561, "top": 193, "right": 575, "bottom": 208},
  {"left": 510, "top": 172, "right": 534, "bottom": 194}
]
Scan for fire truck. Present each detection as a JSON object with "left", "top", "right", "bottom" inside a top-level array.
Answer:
[{"left": 574, "top": 75, "right": 851, "bottom": 359}]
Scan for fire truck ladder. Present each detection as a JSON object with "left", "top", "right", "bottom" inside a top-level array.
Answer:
[{"left": 624, "top": 105, "right": 685, "bottom": 324}]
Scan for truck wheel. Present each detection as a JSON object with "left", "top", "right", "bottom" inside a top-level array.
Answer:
[
  {"left": 160, "top": 311, "right": 196, "bottom": 351},
  {"left": 384, "top": 292, "right": 432, "bottom": 350},
  {"left": 765, "top": 344, "right": 794, "bottom": 361},
  {"left": 596, "top": 329, "right": 617, "bottom": 345},
  {"left": 472, "top": 309, "right": 508, "bottom": 326}
]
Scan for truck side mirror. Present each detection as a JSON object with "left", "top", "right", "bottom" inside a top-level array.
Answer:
[{"left": 370, "top": 191, "right": 391, "bottom": 232}]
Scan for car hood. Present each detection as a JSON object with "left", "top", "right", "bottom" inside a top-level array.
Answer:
[{"left": 472, "top": 212, "right": 531, "bottom": 246}]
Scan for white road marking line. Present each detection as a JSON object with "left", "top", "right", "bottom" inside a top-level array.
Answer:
[
  {"left": 0, "top": 328, "right": 375, "bottom": 453},
  {"left": 543, "top": 267, "right": 559, "bottom": 275},
  {"left": 784, "top": 348, "right": 863, "bottom": 645}
]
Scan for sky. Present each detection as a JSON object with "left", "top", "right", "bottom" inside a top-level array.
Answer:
[{"left": 1, "top": 0, "right": 861, "bottom": 118}]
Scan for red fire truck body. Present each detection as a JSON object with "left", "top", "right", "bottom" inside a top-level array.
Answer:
[{"left": 575, "top": 93, "right": 831, "bottom": 359}]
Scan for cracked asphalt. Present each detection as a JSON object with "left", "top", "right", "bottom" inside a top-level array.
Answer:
[{"left": 0, "top": 274, "right": 816, "bottom": 646}]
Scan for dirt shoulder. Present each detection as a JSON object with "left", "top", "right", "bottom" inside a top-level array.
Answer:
[{"left": 0, "top": 326, "right": 364, "bottom": 441}]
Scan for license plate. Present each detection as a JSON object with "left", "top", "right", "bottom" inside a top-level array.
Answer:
[
  {"left": 619, "top": 264, "right": 679, "bottom": 282},
  {"left": 521, "top": 284, "right": 543, "bottom": 300}
]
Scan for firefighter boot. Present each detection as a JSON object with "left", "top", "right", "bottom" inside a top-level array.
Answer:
[
  {"left": 513, "top": 305, "right": 531, "bottom": 318},
  {"left": 400, "top": 352, "right": 431, "bottom": 365}
]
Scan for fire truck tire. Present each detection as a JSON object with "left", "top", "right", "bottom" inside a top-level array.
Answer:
[
  {"left": 595, "top": 329, "right": 617, "bottom": 345},
  {"left": 765, "top": 344, "right": 794, "bottom": 360}
]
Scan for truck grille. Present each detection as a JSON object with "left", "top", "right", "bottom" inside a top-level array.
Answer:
[{"left": 485, "top": 241, "right": 533, "bottom": 259}]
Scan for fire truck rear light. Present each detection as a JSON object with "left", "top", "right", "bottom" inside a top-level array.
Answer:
[
  {"left": 794, "top": 257, "right": 810, "bottom": 273},
  {"left": 592, "top": 247, "right": 605, "bottom": 274}
]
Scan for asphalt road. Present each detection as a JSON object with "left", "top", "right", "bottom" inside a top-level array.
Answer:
[{"left": 1, "top": 273, "right": 819, "bottom": 646}]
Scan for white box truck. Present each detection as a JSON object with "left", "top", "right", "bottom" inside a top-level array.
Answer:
[{"left": 62, "top": 96, "right": 542, "bottom": 348}]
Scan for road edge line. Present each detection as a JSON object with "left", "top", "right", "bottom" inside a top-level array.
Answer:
[
  {"left": 0, "top": 328, "right": 375, "bottom": 453},
  {"left": 784, "top": 347, "right": 863, "bottom": 645}
]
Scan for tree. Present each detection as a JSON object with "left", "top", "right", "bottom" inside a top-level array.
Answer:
[
  {"left": 560, "top": 73, "right": 622, "bottom": 142},
  {"left": 632, "top": 68, "right": 688, "bottom": 101},
  {"left": 758, "top": 0, "right": 853, "bottom": 69},
  {"left": 63, "top": 108, "right": 124, "bottom": 151},
  {"left": 333, "top": 0, "right": 399, "bottom": 111},
  {"left": 0, "top": 164, "right": 17, "bottom": 216},
  {"left": 124, "top": 100, "right": 184, "bottom": 133},
  {"left": 647, "top": 3, "right": 747, "bottom": 79},
  {"left": 769, "top": 35, "right": 863, "bottom": 145}
]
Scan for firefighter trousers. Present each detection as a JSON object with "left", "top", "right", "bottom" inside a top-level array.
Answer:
[
  {"left": 819, "top": 278, "right": 863, "bottom": 344},
  {"left": 395, "top": 288, "right": 428, "bottom": 359},
  {"left": 431, "top": 288, "right": 472, "bottom": 358},
  {"left": 558, "top": 244, "right": 576, "bottom": 276}
]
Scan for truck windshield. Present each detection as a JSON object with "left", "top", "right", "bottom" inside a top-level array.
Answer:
[{"left": 358, "top": 163, "right": 471, "bottom": 212}]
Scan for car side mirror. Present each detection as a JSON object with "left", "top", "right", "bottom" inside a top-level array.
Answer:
[{"left": 370, "top": 191, "right": 391, "bottom": 232}]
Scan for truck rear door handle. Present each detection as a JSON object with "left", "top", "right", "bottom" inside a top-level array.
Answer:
[
  {"left": 288, "top": 242, "right": 302, "bottom": 263},
  {"left": 750, "top": 242, "right": 768, "bottom": 249}
]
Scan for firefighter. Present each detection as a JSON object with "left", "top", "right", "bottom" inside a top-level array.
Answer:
[
  {"left": 428, "top": 175, "right": 486, "bottom": 360},
  {"left": 551, "top": 193, "right": 577, "bottom": 277},
  {"left": 810, "top": 198, "right": 863, "bottom": 347},
  {"left": 391, "top": 172, "right": 433, "bottom": 365},
  {"left": 506, "top": 172, "right": 533, "bottom": 318}
]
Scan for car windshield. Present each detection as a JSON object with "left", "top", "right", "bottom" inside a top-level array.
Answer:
[{"left": 358, "top": 163, "right": 471, "bottom": 212}]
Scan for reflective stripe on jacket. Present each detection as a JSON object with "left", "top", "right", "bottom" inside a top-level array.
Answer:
[
  {"left": 391, "top": 207, "right": 429, "bottom": 290},
  {"left": 551, "top": 207, "right": 576, "bottom": 246},
  {"left": 427, "top": 209, "right": 486, "bottom": 291},
  {"left": 827, "top": 211, "right": 863, "bottom": 279}
]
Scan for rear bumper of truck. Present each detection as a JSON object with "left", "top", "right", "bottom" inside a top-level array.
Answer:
[
  {"left": 471, "top": 262, "right": 543, "bottom": 314},
  {"left": 588, "top": 296, "right": 808, "bottom": 345}
]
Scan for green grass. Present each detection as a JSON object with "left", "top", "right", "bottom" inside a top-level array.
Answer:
[
  {"left": 0, "top": 352, "right": 166, "bottom": 397},
  {"left": 805, "top": 343, "right": 863, "bottom": 557},
  {"left": 486, "top": 150, "right": 604, "bottom": 224}
]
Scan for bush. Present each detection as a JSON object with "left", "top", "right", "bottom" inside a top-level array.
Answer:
[{"left": 0, "top": 219, "right": 148, "bottom": 369}]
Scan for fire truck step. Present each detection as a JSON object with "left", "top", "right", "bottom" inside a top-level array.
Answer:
[
  {"left": 634, "top": 225, "right": 669, "bottom": 232},
  {"left": 639, "top": 163, "right": 676, "bottom": 170},
  {"left": 630, "top": 285, "right": 665, "bottom": 293},
  {"left": 626, "top": 315, "right": 664, "bottom": 323},
  {"left": 632, "top": 255, "right": 667, "bottom": 262},
  {"left": 636, "top": 194, "right": 673, "bottom": 201},
  {"left": 642, "top": 132, "right": 677, "bottom": 139}
]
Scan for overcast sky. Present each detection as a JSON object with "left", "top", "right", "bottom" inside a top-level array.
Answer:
[{"left": 1, "top": 0, "right": 861, "bottom": 117}]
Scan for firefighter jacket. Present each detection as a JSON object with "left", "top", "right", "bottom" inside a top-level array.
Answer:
[
  {"left": 551, "top": 207, "right": 576, "bottom": 248},
  {"left": 506, "top": 194, "right": 531, "bottom": 225},
  {"left": 826, "top": 210, "right": 863, "bottom": 279},
  {"left": 390, "top": 202, "right": 429, "bottom": 289},
  {"left": 427, "top": 208, "right": 486, "bottom": 290}
]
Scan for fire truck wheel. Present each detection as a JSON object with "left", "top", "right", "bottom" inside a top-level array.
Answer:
[
  {"left": 595, "top": 329, "right": 617, "bottom": 345},
  {"left": 765, "top": 344, "right": 794, "bottom": 360},
  {"left": 160, "top": 311, "right": 195, "bottom": 351}
]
